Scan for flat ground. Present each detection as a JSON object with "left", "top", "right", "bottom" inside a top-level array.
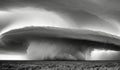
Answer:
[{"left": 0, "top": 61, "right": 120, "bottom": 70}]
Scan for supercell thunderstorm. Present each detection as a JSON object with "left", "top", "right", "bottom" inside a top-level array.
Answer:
[{"left": 0, "top": 7, "right": 120, "bottom": 60}]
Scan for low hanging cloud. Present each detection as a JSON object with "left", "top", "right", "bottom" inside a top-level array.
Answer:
[{"left": 26, "top": 39, "right": 86, "bottom": 60}]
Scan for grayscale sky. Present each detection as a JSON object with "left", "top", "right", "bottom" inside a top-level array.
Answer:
[{"left": 0, "top": 0, "right": 120, "bottom": 60}]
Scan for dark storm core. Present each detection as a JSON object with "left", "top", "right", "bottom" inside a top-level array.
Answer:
[{"left": 1, "top": 27, "right": 120, "bottom": 60}]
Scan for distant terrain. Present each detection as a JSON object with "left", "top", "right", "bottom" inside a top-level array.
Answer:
[{"left": 0, "top": 61, "right": 120, "bottom": 70}]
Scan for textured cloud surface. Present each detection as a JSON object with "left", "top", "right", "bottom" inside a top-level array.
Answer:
[
  {"left": 0, "top": 0, "right": 120, "bottom": 35},
  {"left": 0, "top": 0, "right": 120, "bottom": 60}
]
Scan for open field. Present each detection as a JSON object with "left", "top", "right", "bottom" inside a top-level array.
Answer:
[{"left": 0, "top": 61, "right": 120, "bottom": 70}]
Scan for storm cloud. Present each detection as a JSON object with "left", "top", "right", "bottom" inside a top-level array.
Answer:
[{"left": 0, "top": 0, "right": 120, "bottom": 60}]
